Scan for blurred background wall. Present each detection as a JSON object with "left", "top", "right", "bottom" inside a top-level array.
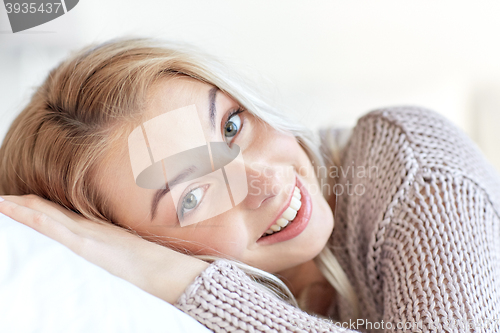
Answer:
[{"left": 1, "top": 0, "right": 500, "bottom": 171}]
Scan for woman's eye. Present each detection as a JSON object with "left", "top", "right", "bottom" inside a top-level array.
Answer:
[
  {"left": 180, "top": 187, "right": 204, "bottom": 218},
  {"left": 224, "top": 113, "right": 242, "bottom": 145}
]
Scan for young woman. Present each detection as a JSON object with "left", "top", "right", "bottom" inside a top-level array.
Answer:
[{"left": 1, "top": 38, "right": 500, "bottom": 332}]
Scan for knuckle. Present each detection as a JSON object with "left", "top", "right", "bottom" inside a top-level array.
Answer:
[
  {"left": 33, "top": 212, "right": 49, "bottom": 225},
  {"left": 75, "top": 236, "right": 95, "bottom": 255},
  {"left": 23, "top": 194, "right": 41, "bottom": 207}
]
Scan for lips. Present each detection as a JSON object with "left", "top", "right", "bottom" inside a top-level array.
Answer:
[{"left": 257, "top": 175, "right": 312, "bottom": 245}]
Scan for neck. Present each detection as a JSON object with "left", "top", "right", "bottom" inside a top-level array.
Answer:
[
  {"left": 277, "top": 259, "right": 324, "bottom": 296},
  {"left": 277, "top": 259, "right": 336, "bottom": 316}
]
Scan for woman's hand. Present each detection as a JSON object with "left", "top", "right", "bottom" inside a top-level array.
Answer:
[{"left": 0, "top": 194, "right": 209, "bottom": 304}]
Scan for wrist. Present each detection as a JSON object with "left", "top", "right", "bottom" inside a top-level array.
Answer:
[{"left": 140, "top": 243, "right": 209, "bottom": 304}]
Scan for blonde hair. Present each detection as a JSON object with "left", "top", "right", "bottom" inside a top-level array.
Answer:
[{"left": 0, "top": 37, "right": 359, "bottom": 318}]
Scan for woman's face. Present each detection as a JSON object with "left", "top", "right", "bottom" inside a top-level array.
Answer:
[{"left": 100, "top": 76, "right": 334, "bottom": 273}]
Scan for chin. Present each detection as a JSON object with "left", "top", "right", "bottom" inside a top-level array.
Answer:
[
  {"left": 303, "top": 195, "right": 335, "bottom": 256},
  {"left": 269, "top": 199, "right": 334, "bottom": 273},
  {"left": 249, "top": 191, "right": 334, "bottom": 273}
]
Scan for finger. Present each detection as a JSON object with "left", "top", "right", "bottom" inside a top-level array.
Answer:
[
  {"left": 0, "top": 197, "right": 80, "bottom": 248},
  {"left": 4, "top": 194, "right": 77, "bottom": 223},
  {"left": 1, "top": 194, "right": 94, "bottom": 235}
]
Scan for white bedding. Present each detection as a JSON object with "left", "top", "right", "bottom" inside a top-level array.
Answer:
[{"left": 0, "top": 213, "right": 210, "bottom": 333}]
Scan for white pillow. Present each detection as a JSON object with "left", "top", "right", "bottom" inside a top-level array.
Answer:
[{"left": 0, "top": 213, "right": 211, "bottom": 333}]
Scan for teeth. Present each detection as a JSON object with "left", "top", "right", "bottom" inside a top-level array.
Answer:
[
  {"left": 270, "top": 224, "right": 281, "bottom": 232},
  {"left": 276, "top": 218, "right": 289, "bottom": 227},
  {"left": 290, "top": 197, "right": 302, "bottom": 211},
  {"left": 261, "top": 186, "right": 302, "bottom": 238},
  {"left": 282, "top": 207, "right": 298, "bottom": 221}
]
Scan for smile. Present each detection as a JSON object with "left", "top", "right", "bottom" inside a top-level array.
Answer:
[
  {"left": 261, "top": 186, "right": 301, "bottom": 237},
  {"left": 257, "top": 175, "right": 312, "bottom": 244}
]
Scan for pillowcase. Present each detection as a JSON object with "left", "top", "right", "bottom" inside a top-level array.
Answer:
[{"left": 0, "top": 213, "right": 210, "bottom": 333}]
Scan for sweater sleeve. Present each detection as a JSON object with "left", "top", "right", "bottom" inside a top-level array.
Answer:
[
  {"left": 330, "top": 106, "right": 500, "bottom": 332},
  {"left": 379, "top": 173, "right": 500, "bottom": 332},
  {"left": 174, "top": 260, "right": 360, "bottom": 333},
  {"left": 369, "top": 107, "right": 500, "bottom": 332}
]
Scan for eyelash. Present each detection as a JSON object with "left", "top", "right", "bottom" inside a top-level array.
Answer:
[
  {"left": 178, "top": 107, "right": 246, "bottom": 222},
  {"left": 224, "top": 107, "right": 245, "bottom": 144},
  {"left": 226, "top": 106, "right": 245, "bottom": 123},
  {"left": 178, "top": 184, "right": 209, "bottom": 221}
]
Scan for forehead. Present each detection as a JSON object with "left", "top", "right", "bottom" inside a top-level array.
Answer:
[
  {"left": 104, "top": 76, "right": 217, "bottom": 178},
  {"left": 144, "top": 76, "right": 213, "bottom": 120},
  {"left": 98, "top": 76, "right": 218, "bottom": 219}
]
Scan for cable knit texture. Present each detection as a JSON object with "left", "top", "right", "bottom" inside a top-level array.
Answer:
[{"left": 175, "top": 106, "right": 500, "bottom": 333}]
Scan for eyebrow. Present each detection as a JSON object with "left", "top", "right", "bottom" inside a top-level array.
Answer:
[
  {"left": 208, "top": 86, "right": 218, "bottom": 133},
  {"left": 150, "top": 166, "right": 197, "bottom": 221},
  {"left": 150, "top": 87, "right": 218, "bottom": 221}
]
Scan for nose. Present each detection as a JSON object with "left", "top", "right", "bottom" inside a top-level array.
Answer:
[{"left": 242, "top": 162, "right": 294, "bottom": 210}]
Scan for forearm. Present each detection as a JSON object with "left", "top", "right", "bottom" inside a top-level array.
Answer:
[
  {"left": 131, "top": 242, "right": 209, "bottom": 305},
  {"left": 0, "top": 195, "right": 210, "bottom": 306},
  {"left": 175, "top": 259, "right": 359, "bottom": 333}
]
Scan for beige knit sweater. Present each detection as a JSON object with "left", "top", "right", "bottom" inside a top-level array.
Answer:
[{"left": 175, "top": 106, "right": 500, "bottom": 332}]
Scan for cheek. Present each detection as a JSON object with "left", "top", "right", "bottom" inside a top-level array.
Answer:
[
  {"left": 266, "top": 129, "right": 298, "bottom": 152},
  {"left": 164, "top": 217, "right": 250, "bottom": 259}
]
